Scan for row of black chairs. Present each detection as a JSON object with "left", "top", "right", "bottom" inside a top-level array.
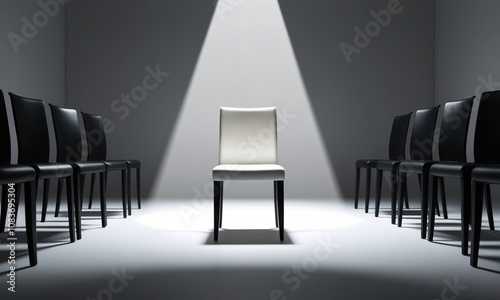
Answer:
[
  {"left": 355, "top": 90, "right": 500, "bottom": 267},
  {"left": 0, "top": 90, "right": 141, "bottom": 266}
]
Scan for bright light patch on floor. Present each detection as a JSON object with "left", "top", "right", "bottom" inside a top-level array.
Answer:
[
  {"left": 137, "top": 199, "right": 362, "bottom": 233},
  {"left": 150, "top": 0, "right": 342, "bottom": 200}
]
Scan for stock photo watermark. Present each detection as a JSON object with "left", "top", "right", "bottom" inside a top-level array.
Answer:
[
  {"left": 433, "top": 277, "right": 467, "bottom": 300},
  {"left": 86, "top": 268, "right": 135, "bottom": 300},
  {"left": 339, "top": 0, "right": 410, "bottom": 64},
  {"left": 178, "top": 106, "right": 296, "bottom": 224},
  {"left": 7, "top": 0, "right": 69, "bottom": 54},
  {"left": 270, "top": 234, "right": 339, "bottom": 300},
  {"left": 4, "top": 183, "right": 17, "bottom": 293},
  {"left": 214, "top": 0, "right": 246, "bottom": 21},
  {"left": 474, "top": 73, "right": 500, "bottom": 98},
  {"left": 106, "top": 64, "right": 169, "bottom": 133}
]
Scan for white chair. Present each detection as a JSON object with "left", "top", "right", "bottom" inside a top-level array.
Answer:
[{"left": 212, "top": 107, "right": 285, "bottom": 241}]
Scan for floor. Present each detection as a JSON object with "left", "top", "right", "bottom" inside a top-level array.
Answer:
[{"left": 1, "top": 196, "right": 499, "bottom": 300}]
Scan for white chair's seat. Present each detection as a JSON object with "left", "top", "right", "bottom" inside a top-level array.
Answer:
[{"left": 213, "top": 164, "right": 285, "bottom": 181}]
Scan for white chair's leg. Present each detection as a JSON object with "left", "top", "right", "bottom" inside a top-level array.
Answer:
[
  {"left": 277, "top": 180, "right": 284, "bottom": 241},
  {"left": 214, "top": 181, "right": 222, "bottom": 241}
]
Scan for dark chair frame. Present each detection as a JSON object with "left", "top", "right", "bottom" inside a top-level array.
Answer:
[
  {"left": 9, "top": 93, "right": 76, "bottom": 243},
  {"left": 0, "top": 90, "right": 38, "bottom": 266},
  {"left": 49, "top": 104, "right": 108, "bottom": 239},
  {"left": 355, "top": 113, "right": 412, "bottom": 214},
  {"left": 427, "top": 93, "right": 495, "bottom": 255},
  {"left": 81, "top": 112, "right": 138, "bottom": 217}
]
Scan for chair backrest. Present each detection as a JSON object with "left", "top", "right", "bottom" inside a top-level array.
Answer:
[
  {"left": 81, "top": 112, "right": 107, "bottom": 161},
  {"left": 219, "top": 107, "right": 277, "bottom": 164},
  {"left": 0, "top": 90, "right": 11, "bottom": 164},
  {"left": 9, "top": 92, "right": 50, "bottom": 164},
  {"left": 50, "top": 104, "right": 82, "bottom": 162},
  {"left": 438, "top": 96, "right": 474, "bottom": 162},
  {"left": 474, "top": 90, "right": 500, "bottom": 163},
  {"left": 408, "top": 105, "right": 440, "bottom": 161},
  {"left": 388, "top": 113, "right": 412, "bottom": 160}
]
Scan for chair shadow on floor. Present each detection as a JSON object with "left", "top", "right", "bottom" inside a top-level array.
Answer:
[
  {"left": 205, "top": 229, "right": 293, "bottom": 245},
  {"left": 0, "top": 229, "right": 72, "bottom": 273},
  {"left": 0, "top": 209, "right": 127, "bottom": 272},
  {"left": 428, "top": 224, "right": 500, "bottom": 273}
]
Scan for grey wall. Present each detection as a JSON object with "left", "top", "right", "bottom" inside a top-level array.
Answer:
[
  {"left": 435, "top": 0, "right": 500, "bottom": 104},
  {"left": 0, "top": 0, "right": 65, "bottom": 162},
  {"left": 435, "top": 0, "right": 500, "bottom": 198},
  {"left": 65, "top": 0, "right": 435, "bottom": 200},
  {"left": 65, "top": 0, "right": 216, "bottom": 198},
  {"left": 279, "top": 0, "right": 435, "bottom": 198}
]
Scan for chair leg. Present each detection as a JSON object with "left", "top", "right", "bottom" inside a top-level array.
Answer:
[
  {"left": 88, "top": 173, "right": 96, "bottom": 209},
  {"left": 435, "top": 196, "right": 441, "bottom": 217},
  {"left": 364, "top": 168, "right": 371, "bottom": 213},
  {"left": 24, "top": 181, "right": 37, "bottom": 266},
  {"left": 354, "top": 167, "right": 360, "bottom": 209},
  {"left": 122, "top": 169, "right": 129, "bottom": 216},
  {"left": 420, "top": 170, "right": 431, "bottom": 239},
  {"left": 438, "top": 177, "right": 448, "bottom": 219},
  {"left": 214, "top": 181, "right": 221, "bottom": 241},
  {"left": 66, "top": 176, "right": 76, "bottom": 242},
  {"left": 136, "top": 167, "right": 141, "bottom": 209},
  {"left": 484, "top": 183, "right": 495, "bottom": 230},
  {"left": 460, "top": 177, "right": 471, "bottom": 256},
  {"left": 0, "top": 185, "right": 7, "bottom": 232},
  {"left": 79, "top": 174, "right": 86, "bottom": 211},
  {"left": 391, "top": 170, "right": 399, "bottom": 225},
  {"left": 428, "top": 175, "right": 438, "bottom": 241},
  {"left": 420, "top": 173, "right": 439, "bottom": 217},
  {"left": 277, "top": 180, "right": 284, "bottom": 241},
  {"left": 73, "top": 175, "right": 82, "bottom": 240},
  {"left": 397, "top": 172, "right": 405, "bottom": 227},
  {"left": 100, "top": 172, "right": 107, "bottom": 227},
  {"left": 405, "top": 186, "right": 410, "bottom": 209},
  {"left": 14, "top": 185, "right": 22, "bottom": 226},
  {"left": 274, "top": 181, "right": 279, "bottom": 227},
  {"left": 127, "top": 165, "right": 132, "bottom": 213},
  {"left": 375, "top": 170, "right": 382, "bottom": 217},
  {"left": 219, "top": 181, "right": 224, "bottom": 228},
  {"left": 55, "top": 178, "right": 63, "bottom": 217},
  {"left": 471, "top": 180, "right": 484, "bottom": 267},
  {"left": 41, "top": 179, "right": 50, "bottom": 222}
]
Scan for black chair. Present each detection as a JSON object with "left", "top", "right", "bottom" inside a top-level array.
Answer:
[
  {"left": 9, "top": 92, "right": 76, "bottom": 243},
  {"left": 81, "top": 112, "right": 141, "bottom": 216},
  {"left": 396, "top": 106, "right": 441, "bottom": 236},
  {"left": 471, "top": 166, "right": 498, "bottom": 267},
  {"left": 375, "top": 108, "right": 439, "bottom": 226},
  {"left": 49, "top": 104, "right": 108, "bottom": 237},
  {"left": 428, "top": 92, "right": 495, "bottom": 256},
  {"left": 400, "top": 99, "right": 474, "bottom": 238},
  {"left": 355, "top": 113, "right": 412, "bottom": 213},
  {"left": 468, "top": 91, "right": 500, "bottom": 266},
  {"left": 0, "top": 90, "right": 37, "bottom": 266}
]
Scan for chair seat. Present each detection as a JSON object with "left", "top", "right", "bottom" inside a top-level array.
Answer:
[
  {"left": 31, "top": 163, "right": 74, "bottom": 178},
  {"left": 0, "top": 165, "right": 36, "bottom": 183},
  {"left": 356, "top": 159, "right": 378, "bottom": 168},
  {"left": 103, "top": 160, "right": 128, "bottom": 171},
  {"left": 72, "top": 161, "right": 107, "bottom": 174},
  {"left": 213, "top": 164, "right": 285, "bottom": 181},
  {"left": 429, "top": 162, "right": 476, "bottom": 178},
  {"left": 376, "top": 160, "right": 401, "bottom": 170},
  {"left": 399, "top": 160, "right": 433, "bottom": 174},
  {"left": 472, "top": 165, "right": 500, "bottom": 183},
  {"left": 126, "top": 160, "right": 141, "bottom": 168}
]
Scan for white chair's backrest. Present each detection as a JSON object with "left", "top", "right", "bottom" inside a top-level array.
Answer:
[{"left": 219, "top": 107, "right": 278, "bottom": 164}]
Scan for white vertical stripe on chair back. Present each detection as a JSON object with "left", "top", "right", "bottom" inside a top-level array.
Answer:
[{"left": 219, "top": 107, "right": 278, "bottom": 164}]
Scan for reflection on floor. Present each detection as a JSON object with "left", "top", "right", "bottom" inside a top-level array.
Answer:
[{"left": 1, "top": 198, "right": 499, "bottom": 299}]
